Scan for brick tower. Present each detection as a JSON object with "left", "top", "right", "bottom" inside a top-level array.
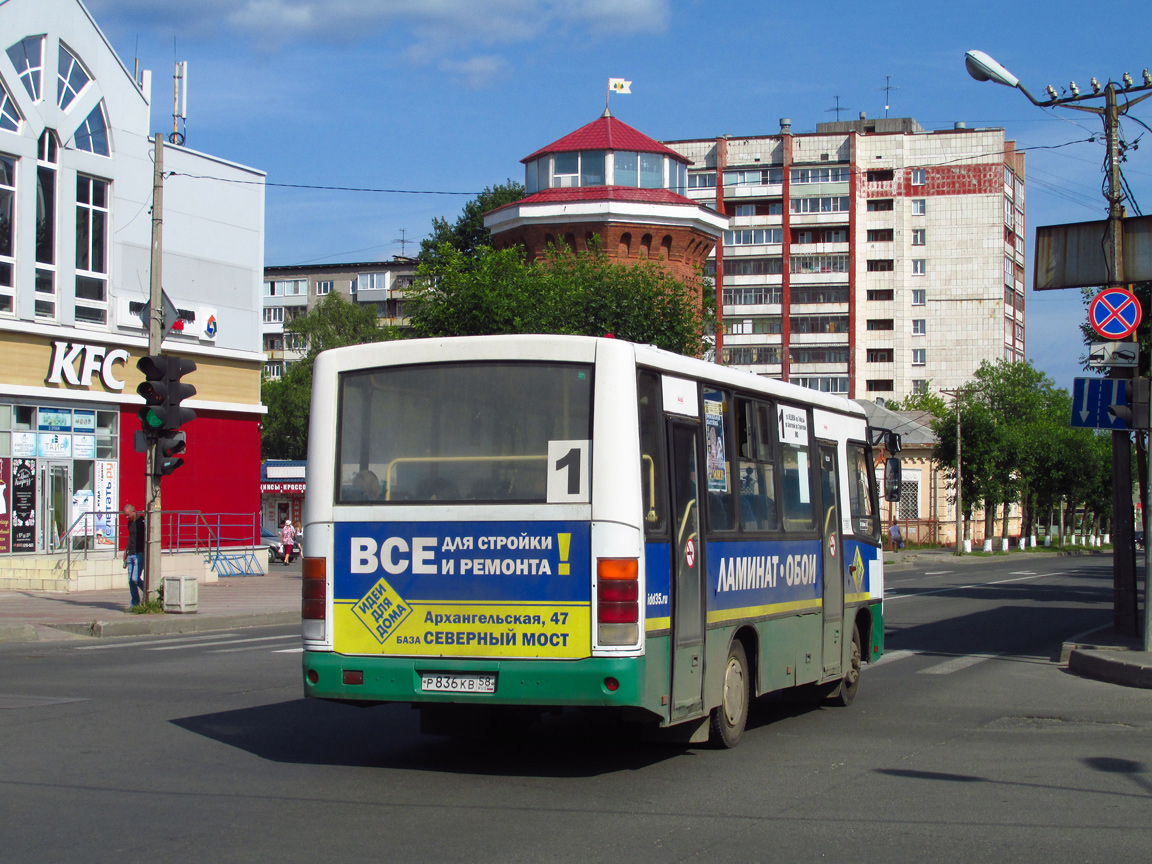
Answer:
[{"left": 484, "top": 109, "right": 727, "bottom": 284}]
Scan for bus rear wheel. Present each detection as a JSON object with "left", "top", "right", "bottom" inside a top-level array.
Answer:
[
  {"left": 709, "top": 640, "right": 749, "bottom": 748},
  {"left": 827, "top": 624, "right": 862, "bottom": 707}
]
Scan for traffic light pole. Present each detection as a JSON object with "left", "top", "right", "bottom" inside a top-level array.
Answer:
[{"left": 146, "top": 135, "right": 164, "bottom": 603}]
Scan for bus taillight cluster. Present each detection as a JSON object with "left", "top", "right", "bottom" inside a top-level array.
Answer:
[
  {"left": 597, "top": 558, "right": 639, "bottom": 646},
  {"left": 302, "top": 557, "right": 327, "bottom": 641}
]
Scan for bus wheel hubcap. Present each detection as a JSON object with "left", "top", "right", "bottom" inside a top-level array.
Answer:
[{"left": 724, "top": 658, "right": 745, "bottom": 726}]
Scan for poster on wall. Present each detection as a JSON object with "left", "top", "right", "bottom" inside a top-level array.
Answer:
[
  {"left": 0, "top": 458, "right": 10, "bottom": 554},
  {"left": 705, "top": 399, "right": 729, "bottom": 493},
  {"left": 70, "top": 490, "right": 94, "bottom": 538},
  {"left": 12, "top": 432, "right": 35, "bottom": 458},
  {"left": 73, "top": 435, "right": 96, "bottom": 459},
  {"left": 38, "top": 433, "right": 72, "bottom": 459},
  {"left": 11, "top": 458, "right": 36, "bottom": 553},
  {"left": 94, "top": 461, "right": 117, "bottom": 546}
]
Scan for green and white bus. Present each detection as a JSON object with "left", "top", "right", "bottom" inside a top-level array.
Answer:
[{"left": 301, "top": 335, "right": 889, "bottom": 747}]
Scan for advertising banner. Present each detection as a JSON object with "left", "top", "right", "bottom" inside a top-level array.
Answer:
[
  {"left": 94, "top": 461, "right": 117, "bottom": 546},
  {"left": 333, "top": 521, "right": 592, "bottom": 659},
  {"left": 0, "top": 458, "right": 10, "bottom": 554},
  {"left": 11, "top": 458, "right": 36, "bottom": 552}
]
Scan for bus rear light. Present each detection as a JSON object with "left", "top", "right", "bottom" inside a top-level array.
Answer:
[
  {"left": 306, "top": 669, "right": 319, "bottom": 685},
  {"left": 597, "top": 557, "right": 639, "bottom": 645},
  {"left": 302, "top": 557, "right": 327, "bottom": 630},
  {"left": 342, "top": 670, "right": 364, "bottom": 685},
  {"left": 604, "top": 677, "right": 619, "bottom": 692}
]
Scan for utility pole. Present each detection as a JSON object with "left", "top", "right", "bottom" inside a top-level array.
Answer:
[
  {"left": 146, "top": 135, "right": 164, "bottom": 602},
  {"left": 942, "top": 388, "right": 964, "bottom": 554}
]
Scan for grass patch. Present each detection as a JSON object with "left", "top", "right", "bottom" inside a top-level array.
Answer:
[{"left": 130, "top": 597, "right": 165, "bottom": 614}]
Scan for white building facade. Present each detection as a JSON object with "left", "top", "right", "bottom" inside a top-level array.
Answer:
[
  {"left": 666, "top": 116, "right": 1026, "bottom": 400},
  {"left": 0, "top": 0, "right": 265, "bottom": 587}
]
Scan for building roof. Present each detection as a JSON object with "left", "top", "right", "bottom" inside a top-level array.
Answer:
[
  {"left": 264, "top": 258, "right": 416, "bottom": 276},
  {"left": 854, "top": 400, "right": 938, "bottom": 448},
  {"left": 522, "top": 113, "right": 690, "bottom": 164}
]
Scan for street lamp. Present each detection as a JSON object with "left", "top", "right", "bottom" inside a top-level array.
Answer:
[{"left": 965, "top": 50, "right": 1152, "bottom": 649}]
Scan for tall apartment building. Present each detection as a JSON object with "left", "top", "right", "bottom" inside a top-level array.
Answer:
[
  {"left": 261, "top": 257, "right": 416, "bottom": 378},
  {"left": 665, "top": 116, "right": 1026, "bottom": 399}
]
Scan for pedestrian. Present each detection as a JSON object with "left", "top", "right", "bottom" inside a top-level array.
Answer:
[
  {"left": 888, "top": 521, "right": 904, "bottom": 551},
  {"left": 124, "top": 505, "right": 146, "bottom": 607},
  {"left": 281, "top": 519, "right": 296, "bottom": 565}
]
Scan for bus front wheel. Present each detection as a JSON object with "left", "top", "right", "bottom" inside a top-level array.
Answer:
[
  {"left": 709, "top": 640, "right": 749, "bottom": 748},
  {"left": 828, "top": 624, "right": 862, "bottom": 707}
]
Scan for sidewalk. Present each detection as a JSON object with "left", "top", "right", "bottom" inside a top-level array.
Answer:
[{"left": 0, "top": 573, "right": 301, "bottom": 643}]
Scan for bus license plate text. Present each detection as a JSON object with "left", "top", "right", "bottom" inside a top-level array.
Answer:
[{"left": 420, "top": 673, "right": 497, "bottom": 693}]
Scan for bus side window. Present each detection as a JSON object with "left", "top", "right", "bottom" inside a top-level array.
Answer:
[
  {"left": 780, "top": 443, "right": 816, "bottom": 531},
  {"left": 703, "top": 388, "right": 735, "bottom": 532},
  {"left": 847, "top": 441, "right": 880, "bottom": 542},
  {"left": 736, "top": 398, "right": 778, "bottom": 531},
  {"left": 637, "top": 371, "right": 668, "bottom": 535}
]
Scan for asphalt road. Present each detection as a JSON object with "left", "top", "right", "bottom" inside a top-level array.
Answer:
[{"left": 1, "top": 553, "right": 1149, "bottom": 863}]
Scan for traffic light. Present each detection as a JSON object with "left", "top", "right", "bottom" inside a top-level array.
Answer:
[
  {"left": 136, "top": 355, "right": 197, "bottom": 434},
  {"left": 156, "top": 431, "right": 187, "bottom": 476},
  {"left": 1109, "top": 377, "right": 1150, "bottom": 429}
]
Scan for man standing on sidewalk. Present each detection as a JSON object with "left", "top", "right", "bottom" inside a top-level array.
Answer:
[{"left": 124, "top": 505, "right": 146, "bottom": 607}]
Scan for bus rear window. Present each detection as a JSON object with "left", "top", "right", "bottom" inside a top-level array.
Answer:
[{"left": 336, "top": 362, "right": 593, "bottom": 503}]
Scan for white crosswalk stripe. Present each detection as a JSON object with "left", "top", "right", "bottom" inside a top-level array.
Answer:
[
  {"left": 148, "top": 634, "right": 298, "bottom": 651},
  {"left": 918, "top": 653, "right": 1000, "bottom": 675},
  {"left": 75, "top": 633, "right": 240, "bottom": 651},
  {"left": 867, "top": 649, "right": 916, "bottom": 667}
]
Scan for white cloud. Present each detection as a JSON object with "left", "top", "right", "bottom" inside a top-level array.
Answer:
[{"left": 438, "top": 55, "right": 511, "bottom": 90}]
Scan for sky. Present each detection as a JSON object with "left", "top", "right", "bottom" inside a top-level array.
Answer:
[{"left": 83, "top": 0, "right": 1152, "bottom": 392}]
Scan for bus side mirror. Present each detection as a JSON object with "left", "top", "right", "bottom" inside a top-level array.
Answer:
[{"left": 884, "top": 458, "right": 902, "bottom": 502}]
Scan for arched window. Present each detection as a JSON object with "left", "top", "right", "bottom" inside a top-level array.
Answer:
[
  {"left": 74, "top": 101, "right": 109, "bottom": 156},
  {"left": 640, "top": 233, "right": 652, "bottom": 259},
  {"left": 660, "top": 235, "right": 673, "bottom": 258},
  {"left": 618, "top": 232, "right": 632, "bottom": 258},
  {"left": 7, "top": 36, "right": 44, "bottom": 102},
  {"left": 0, "top": 81, "right": 21, "bottom": 132},
  {"left": 57, "top": 44, "right": 92, "bottom": 111},
  {"left": 563, "top": 232, "right": 576, "bottom": 251}
]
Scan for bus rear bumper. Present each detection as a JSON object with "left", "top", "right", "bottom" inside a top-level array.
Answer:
[{"left": 303, "top": 651, "right": 652, "bottom": 710}]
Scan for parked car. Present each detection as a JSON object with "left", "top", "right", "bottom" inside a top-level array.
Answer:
[{"left": 263, "top": 526, "right": 303, "bottom": 564}]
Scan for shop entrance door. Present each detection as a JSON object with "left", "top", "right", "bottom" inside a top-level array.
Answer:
[{"left": 41, "top": 462, "right": 71, "bottom": 553}]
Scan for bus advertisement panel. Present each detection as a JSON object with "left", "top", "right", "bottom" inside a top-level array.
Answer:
[{"left": 333, "top": 520, "right": 591, "bottom": 658}]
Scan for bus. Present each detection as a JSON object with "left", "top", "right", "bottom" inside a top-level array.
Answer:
[{"left": 300, "top": 335, "right": 892, "bottom": 747}]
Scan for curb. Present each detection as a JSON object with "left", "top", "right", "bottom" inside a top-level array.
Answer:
[
  {"left": 1068, "top": 648, "right": 1152, "bottom": 689},
  {"left": 6, "top": 611, "right": 299, "bottom": 642}
]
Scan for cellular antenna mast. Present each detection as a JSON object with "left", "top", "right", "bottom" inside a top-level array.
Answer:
[{"left": 170, "top": 59, "right": 187, "bottom": 145}]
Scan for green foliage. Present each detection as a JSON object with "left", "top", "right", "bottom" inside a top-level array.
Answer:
[
  {"left": 261, "top": 293, "right": 401, "bottom": 459},
  {"left": 407, "top": 243, "right": 712, "bottom": 356},
  {"left": 885, "top": 383, "right": 947, "bottom": 417},
  {"left": 417, "top": 181, "right": 525, "bottom": 269}
]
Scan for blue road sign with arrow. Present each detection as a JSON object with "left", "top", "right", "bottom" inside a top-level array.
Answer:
[{"left": 1071, "top": 377, "right": 1128, "bottom": 429}]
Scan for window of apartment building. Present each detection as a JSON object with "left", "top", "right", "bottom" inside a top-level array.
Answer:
[
  {"left": 688, "top": 172, "right": 716, "bottom": 189},
  {"left": 724, "top": 228, "right": 783, "bottom": 246},
  {"left": 0, "top": 155, "right": 14, "bottom": 313},
  {"left": 264, "top": 362, "right": 283, "bottom": 379},
  {"left": 722, "top": 257, "right": 783, "bottom": 276},
  {"left": 1004, "top": 286, "right": 1015, "bottom": 309},
  {"left": 912, "top": 198, "right": 926, "bottom": 215},
  {"left": 723, "top": 167, "right": 783, "bottom": 186},
  {"left": 263, "top": 307, "right": 284, "bottom": 323},
  {"left": 723, "top": 345, "right": 782, "bottom": 365},
  {"left": 911, "top": 229, "right": 926, "bottom": 246},
  {"left": 349, "top": 276, "right": 358, "bottom": 294},
  {"left": 74, "top": 174, "right": 109, "bottom": 325},
  {"left": 734, "top": 204, "right": 756, "bottom": 217},
  {"left": 912, "top": 289, "right": 926, "bottom": 306},
  {"left": 723, "top": 286, "right": 783, "bottom": 306},
  {"left": 866, "top": 380, "right": 894, "bottom": 392},
  {"left": 866, "top": 169, "right": 894, "bottom": 183},
  {"left": 790, "top": 254, "right": 849, "bottom": 274},
  {"left": 57, "top": 45, "right": 91, "bottom": 111},
  {"left": 35, "top": 130, "right": 57, "bottom": 320},
  {"left": 790, "top": 166, "right": 849, "bottom": 184},
  {"left": 912, "top": 348, "right": 926, "bottom": 366},
  {"left": 867, "top": 319, "right": 894, "bottom": 331},
  {"left": 867, "top": 289, "right": 894, "bottom": 302},
  {"left": 794, "top": 377, "right": 849, "bottom": 394},
  {"left": 263, "top": 334, "right": 283, "bottom": 351},
  {"left": 317, "top": 280, "right": 332, "bottom": 296},
  {"left": 795, "top": 227, "right": 848, "bottom": 244},
  {"left": 0, "top": 85, "right": 18, "bottom": 132},
  {"left": 912, "top": 259, "right": 926, "bottom": 275},
  {"left": 910, "top": 168, "right": 926, "bottom": 186},
  {"left": 74, "top": 103, "right": 110, "bottom": 156},
  {"left": 867, "top": 198, "right": 894, "bottom": 211},
  {"left": 790, "top": 196, "right": 850, "bottom": 214},
  {"left": 912, "top": 319, "right": 926, "bottom": 335},
  {"left": 867, "top": 229, "right": 893, "bottom": 242},
  {"left": 724, "top": 316, "right": 781, "bottom": 335},
  {"left": 8, "top": 36, "right": 44, "bottom": 101},
  {"left": 1004, "top": 166, "right": 1014, "bottom": 187},
  {"left": 790, "top": 345, "right": 849, "bottom": 364},
  {"left": 791, "top": 315, "right": 849, "bottom": 334},
  {"left": 285, "top": 306, "right": 305, "bottom": 323},
  {"left": 867, "top": 259, "right": 894, "bottom": 272},
  {"left": 285, "top": 332, "right": 308, "bottom": 351},
  {"left": 1015, "top": 322, "right": 1024, "bottom": 342},
  {"left": 791, "top": 286, "right": 849, "bottom": 304},
  {"left": 912, "top": 380, "right": 928, "bottom": 394},
  {"left": 867, "top": 349, "right": 893, "bottom": 363},
  {"left": 1004, "top": 197, "right": 1014, "bottom": 226}
]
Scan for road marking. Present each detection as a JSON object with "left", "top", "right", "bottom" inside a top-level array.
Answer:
[
  {"left": 210, "top": 641, "right": 302, "bottom": 654},
  {"left": 148, "top": 634, "right": 298, "bottom": 651},
  {"left": 75, "top": 633, "right": 240, "bottom": 651},
  {"left": 887, "top": 571, "right": 1052, "bottom": 601},
  {"left": 924, "top": 571, "right": 954, "bottom": 575},
  {"left": 867, "top": 649, "right": 916, "bottom": 667},
  {"left": 919, "top": 653, "right": 1000, "bottom": 675},
  {"left": 272, "top": 647, "right": 304, "bottom": 654},
  {"left": 1009, "top": 571, "right": 1036, "bottom": 575}
]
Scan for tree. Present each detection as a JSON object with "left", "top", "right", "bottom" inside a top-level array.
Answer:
[
  {"left": 885, "top": 383, "right": 947, "bottom": 417},
  {"left": 407, "top": 243, "right": 713, "bottom": 356},
  {"left": 261, "top": 293, "right": 400, "bottom": 459},
  {"left": 417, "top": 181, "right": 525, "bottom": 270}
]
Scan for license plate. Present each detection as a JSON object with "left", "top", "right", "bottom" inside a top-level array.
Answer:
[{"left": 420, "top": 672, "right": 496, "bottom": 693}]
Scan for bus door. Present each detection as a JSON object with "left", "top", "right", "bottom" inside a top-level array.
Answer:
[
  {"left": 818, "top": 443, "right": 845, "bottom": 678},
  {"left": 668, "top": 421, "right": 705, "bottom": 719}
]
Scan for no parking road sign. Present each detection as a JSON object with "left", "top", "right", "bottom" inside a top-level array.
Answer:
[{"left": 1089, "top": 288, "right": 1142, "bottom": 339}]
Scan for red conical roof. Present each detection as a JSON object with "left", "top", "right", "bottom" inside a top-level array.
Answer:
[{"left": 521, "top": 113, "right": 689, "bottom": 164}]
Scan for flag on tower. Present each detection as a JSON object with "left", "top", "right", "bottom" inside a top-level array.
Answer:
[{"left": 608, "top": 78, "right": 632, "bottom": 94}]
